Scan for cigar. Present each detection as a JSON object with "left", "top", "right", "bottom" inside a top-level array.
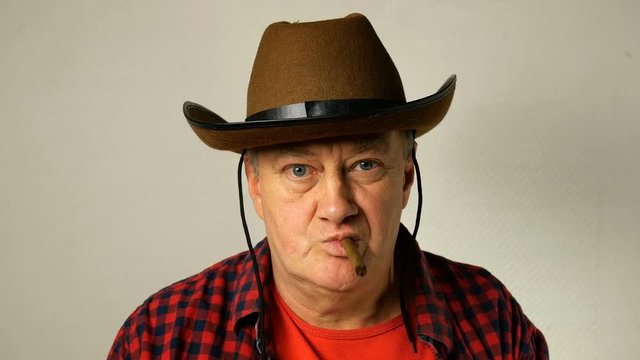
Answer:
[{"left": 341, "top": 237, "right": 366, "bottom": 277}]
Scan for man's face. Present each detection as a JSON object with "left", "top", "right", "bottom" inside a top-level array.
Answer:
[{"left": 246, "top": 131, "right": 414, "bottom": 292}]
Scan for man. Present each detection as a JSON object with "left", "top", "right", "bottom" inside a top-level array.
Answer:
[{"left": 108, "top": 13, "right": 548, "bottom": 359}]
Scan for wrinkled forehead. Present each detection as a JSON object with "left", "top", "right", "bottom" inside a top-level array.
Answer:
[{"left": 253, "top": 131, "right": 400, "bottom": 158}]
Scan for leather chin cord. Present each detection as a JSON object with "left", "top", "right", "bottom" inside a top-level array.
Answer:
[
  {"left": 236, "top": 132, "right": 423, "bottom": 358},
  {"left": 237, "top": 150, "right": 267, "bottom": 357}
]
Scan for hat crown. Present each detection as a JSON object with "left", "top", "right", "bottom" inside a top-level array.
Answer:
[{"left": 247, "top": 13, "right": 406, "bottom": 118}]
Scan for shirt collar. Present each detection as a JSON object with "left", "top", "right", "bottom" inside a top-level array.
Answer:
[
  {"left": 231, "top": 239, "right": 272, "bottom": 335},
  {"left": 397, "top": 224, "right": 454, "bottom": 352}
]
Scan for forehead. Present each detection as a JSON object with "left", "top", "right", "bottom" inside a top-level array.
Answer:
[{"left": 256, "top": 131, "right": 401, "bottom": 159}]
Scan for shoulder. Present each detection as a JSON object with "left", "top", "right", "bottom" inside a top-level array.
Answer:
[
  {"left": 139, "top": 249, "right": 249, "bottom": 314},
  {"left": 423, "top": 251, "right": 549, "bottom": 359},
  {"left": 108, "top": 250, "right": 250, "bottom": 358},
  {"left": 423, "top": 252, "right": 510, "bottom": 328},
  {"left": 424, "top": 251, "right": 504, "bottom": 297},
  {"left": 423, "top": 251, "right": 539, "bottom": 321}
]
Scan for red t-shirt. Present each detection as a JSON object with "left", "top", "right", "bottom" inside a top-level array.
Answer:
[{"left": 270, "top": 288, "right": 437, "bottom": 360}]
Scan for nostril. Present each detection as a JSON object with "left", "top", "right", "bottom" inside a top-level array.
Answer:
[{"left": 342, "top": 214, "right": 357, "bottom": 224}]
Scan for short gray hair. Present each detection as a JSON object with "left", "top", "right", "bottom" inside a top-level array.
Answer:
[{"left": 401, "top": 129, "right": 415, "bottom": 159}]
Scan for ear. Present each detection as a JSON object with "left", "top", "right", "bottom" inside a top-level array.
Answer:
[
  {"left": 244, "top": 155, "right": 265, "bottom": 220},
  {"left": 402, "top": 141, "right": 416, "bottom": 208}
]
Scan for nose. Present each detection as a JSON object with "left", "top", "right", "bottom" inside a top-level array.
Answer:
[{"left": 316, "top": 172, "right": 358, "bottom": 224}]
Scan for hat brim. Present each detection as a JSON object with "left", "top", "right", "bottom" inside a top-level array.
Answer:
[{"left": 183, "top": 75, "right": 456, "bottom": 153}]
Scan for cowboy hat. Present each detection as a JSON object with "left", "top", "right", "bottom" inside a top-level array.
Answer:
[{"left": 183, "top": 13, "right": 456, "bottom": 153}]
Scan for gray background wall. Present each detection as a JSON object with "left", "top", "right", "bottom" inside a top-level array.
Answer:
[{"left": 1, "top": 0, "right": 638, "bottom": 358}]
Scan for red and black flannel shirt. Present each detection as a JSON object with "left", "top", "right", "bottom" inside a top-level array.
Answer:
[{"left": 108, "top": 225, "right": 548, "bottom": 359}]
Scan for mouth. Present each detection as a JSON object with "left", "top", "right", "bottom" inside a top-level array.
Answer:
[{"left": 321, "top": 234, "right": 363, "bottom": 257}]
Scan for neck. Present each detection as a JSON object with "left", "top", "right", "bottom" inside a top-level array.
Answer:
[{"left": 272, "top": 261, "right": 401, "bottom": 330}]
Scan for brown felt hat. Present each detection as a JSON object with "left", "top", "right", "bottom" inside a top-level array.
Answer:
[{"left": 183, "top": 13, "right": 456, "bottom": 153}]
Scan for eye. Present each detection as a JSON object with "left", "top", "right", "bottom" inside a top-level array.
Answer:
[
  {"left": 289, "top": 164, "right": 308, "bottom": 177},
  {"left": 356, "top": 160, "right": 377, "bottom": 171}
]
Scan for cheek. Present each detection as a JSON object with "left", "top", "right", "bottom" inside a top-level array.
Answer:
[
  {"left": 260, "top": 184, "right": 315, "bottom": 252},
  {"left": 354, "top": 177, "right": 406, "bottom": 241},
  {"left": 359, "top": 173, "right": 406, "bottom": 210},
  {"left": 365, "top": 190, "right": 404, "bottom": 226},
  {"left": 262, "top": 185, "right": 311, "bottom": 223}
]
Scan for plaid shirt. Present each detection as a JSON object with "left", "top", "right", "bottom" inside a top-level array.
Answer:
[{"left": 108, "top": 225, "right": 548, "bottom": 359}]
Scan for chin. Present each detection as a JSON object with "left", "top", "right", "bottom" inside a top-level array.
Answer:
[{"left": 305, "top": 266, "right": 363, "bottom": 293}]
